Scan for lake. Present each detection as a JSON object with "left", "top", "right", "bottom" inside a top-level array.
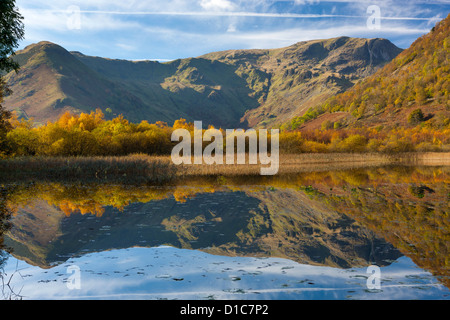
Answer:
[{"left": 0, "top": 165, "right": 449, "bottom": 300}]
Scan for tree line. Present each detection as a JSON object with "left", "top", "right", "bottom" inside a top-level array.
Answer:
[{"left": 1, "top": 109, "right": 448, "bottom": 158}]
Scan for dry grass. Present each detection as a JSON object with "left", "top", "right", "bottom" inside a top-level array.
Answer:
[
  {"left": 0, "top": 152, "right": 449, "bottom": 184},
  {"left": 0, "top": 155, "right": 177, "bottom": 184},
  {"left": 176, "top": 152, "right": 450, "bottom": 176}
]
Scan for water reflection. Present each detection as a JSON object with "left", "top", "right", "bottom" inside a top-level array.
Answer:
[
  {"left": 0, "top": 186, "right": 24, "bottom": 300},
  {"left": 0, "top": 165, "right": 449, "bottom": 299},
  {"left": 0, "top": 187, "right": 12, "bottom": 268}
]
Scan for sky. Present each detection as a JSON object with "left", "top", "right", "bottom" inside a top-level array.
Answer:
[{"left": 14, "top": 0, "right": 450, "bottom": 61}]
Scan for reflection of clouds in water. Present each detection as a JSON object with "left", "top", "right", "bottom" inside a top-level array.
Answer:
[{"left": 2, "top": 247, "right": 448, "bottom": 300}]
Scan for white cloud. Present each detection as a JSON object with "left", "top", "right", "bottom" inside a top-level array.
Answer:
[
  {"left": 294, "top": 0, "right": 320, "bottom": 5},
  {"left": 19, "top": 7, "right": 140, "bottom": 33},
  {"left": 115, "top": 43, "right": 136, "bottom": 51},
  {"left": 227, "top": 23, "right": 237, "bottom": 32},
  {"left": 199, "top": 0, "right": 237, "bottom": 11},
  {"left": 136, "top": 21, "right": 430, "bottom": 56},
  {"left": 14, "top": 0, "right": 447, "bottom": 60},
  {"left": 211, "top": 24, "right": 431, "bottom": 49}
]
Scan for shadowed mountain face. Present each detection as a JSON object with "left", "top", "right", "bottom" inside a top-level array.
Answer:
[{"left": 3, "top": 37, "right": 402, "bottom": 128}]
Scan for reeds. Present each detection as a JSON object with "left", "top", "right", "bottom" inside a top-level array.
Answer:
[
  {"left": 0, "top": 152, "right": 449, "bottom": 184},
  {"left": 0, "top": 154, "right": 177, "bottom": 184}
]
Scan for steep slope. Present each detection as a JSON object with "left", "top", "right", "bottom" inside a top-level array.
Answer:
[
  {"left": 297, "top": 14, "right": 450, "bottom": 131},
  {"left": 2, "top": 42, "right": 166, "bottom": 125},
  {"left": 202, "top": 37, "right": 402, "bottom": 127},
  {"left": 73, "top": 53, "right": 261, "bottom": 127},
  {"left": 3, "top": 37, "right": 402, "bottom": 128}
]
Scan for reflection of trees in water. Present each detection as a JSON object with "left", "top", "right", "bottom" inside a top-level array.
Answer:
[
  {"left": 0, "top": 186, "right": 12, "bottom": 268},
  {"left": 1, "top": 186, "right": 23, "bottom": 300},
  {"left": 6, "top": 166, "right": 449, "bottom": 217}
]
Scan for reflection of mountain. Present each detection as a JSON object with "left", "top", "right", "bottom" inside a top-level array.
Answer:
[
  {"left": 259, "top": 166, "right": 450, "bottom": 289},
  {"left": 3, "top": 166, "right": 448, "bottom": 288},
  {"left": 4, "top": 184, "right": 401, "bottom": 270},
  {"left": 314, "top": 179, "right": 450, "bottom": 288}
]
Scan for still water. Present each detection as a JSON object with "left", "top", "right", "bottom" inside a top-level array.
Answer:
[{"left": 0, "top": 166, "right": 449, "bottom": 300}]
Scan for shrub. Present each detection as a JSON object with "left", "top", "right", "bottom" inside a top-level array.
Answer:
[
  {"left": 337, "top": 134, "right": 368, "bottom": 153},
  {"left": 408, "top": 108, "right": 425, "bottom": 125}
]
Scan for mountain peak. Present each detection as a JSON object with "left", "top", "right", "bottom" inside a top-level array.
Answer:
[{"left": 20, "top": 41, "right": 62, "bottom": 53}]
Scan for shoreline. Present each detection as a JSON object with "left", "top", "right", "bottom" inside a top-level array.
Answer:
[{"left": 1, "top": 152, "right": 449, "bottom": 184}]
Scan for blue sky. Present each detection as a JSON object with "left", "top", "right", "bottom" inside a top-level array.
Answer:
[{"left": 15, "top": 0, "right": 450, "bottom": 61}]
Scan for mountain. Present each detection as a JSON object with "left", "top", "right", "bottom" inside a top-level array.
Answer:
[
  {"left": 296, "top": 14, "right": 450, "bottom": 131},
  {"left": 2, "top": 37, "right": 402, "bottom": 128},
  {"left": 202, "top": 37, "right": 402, "bottom": 128}
]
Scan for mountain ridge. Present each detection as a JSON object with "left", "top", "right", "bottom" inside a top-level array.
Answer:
[
  {"left": 3, "top": 36, "right": 402, "bottom": 128},
  {"left": 293, "top": 13, "right": 450, "bottom": 132}
]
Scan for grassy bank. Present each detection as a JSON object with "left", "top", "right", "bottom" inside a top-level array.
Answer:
[
  {"left": 0, "top": 152, "right": 449, "bottom": 184},
  {"left": 0, "top": 155, "right": 177, "bottom": 184}
]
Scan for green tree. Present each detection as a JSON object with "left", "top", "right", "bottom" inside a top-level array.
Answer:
[
  {"left": 0, "top": 79, "right": 12, "bottom": 156},
  {"left": 0, "top": 0, "right": 24, "bottom": 73},
  {"left": 0, "top": 0, "right": 24, "bottom": 155},
  {"left": 408, "top": 108, "right": 425, "bottom": 125}
]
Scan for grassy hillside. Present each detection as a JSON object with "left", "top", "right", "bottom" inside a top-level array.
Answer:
[
  {"left": 291, "top": 14, "right": 449, "bottom": 132},
  {"left": 2, "top": 42, "right": 162, "bottom": 125},
  {"left": 203, "top": 37, "right": 402, "bottom": 128},
  {"left": 3, "top": 37, "right": 402, "bottom": 128}
]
